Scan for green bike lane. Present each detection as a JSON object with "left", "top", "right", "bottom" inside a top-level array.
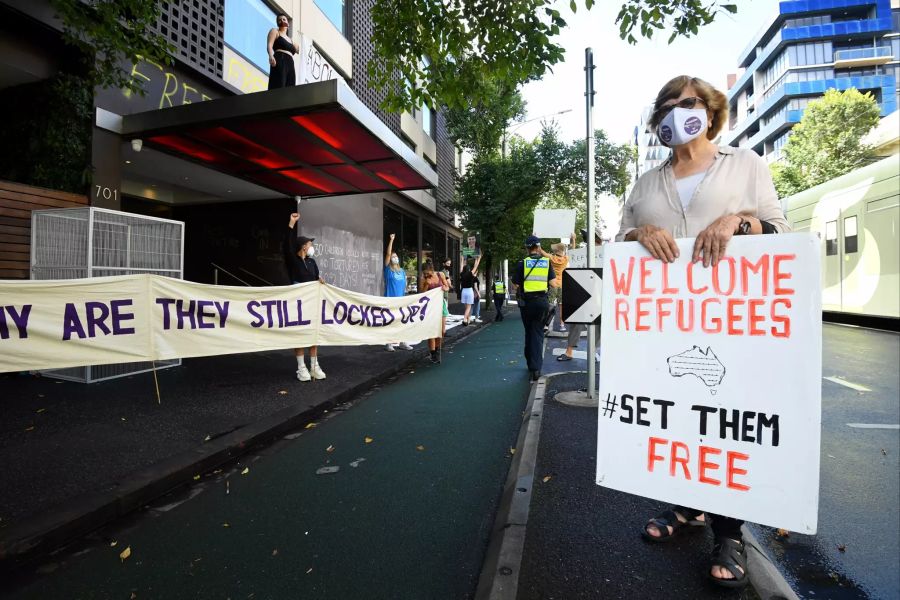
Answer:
[{"left": 3, "top": 318, "right": 530, "bottom": 600}]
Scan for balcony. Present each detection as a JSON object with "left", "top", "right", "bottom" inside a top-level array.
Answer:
[{"left": 833, "top": 46, "right": 894, "bottom": 67}]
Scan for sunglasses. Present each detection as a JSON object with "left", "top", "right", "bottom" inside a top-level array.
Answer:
[{"left": 655, "top": 96, "right": 706, "bottom": 119}]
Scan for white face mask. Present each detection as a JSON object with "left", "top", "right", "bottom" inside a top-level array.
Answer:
[
  {"left": 306, "top": 246, "right": 315, "bottom": 257},
  {"left": 658, "top": 107, "right": 708, "bottom": 147},
  {"left": 391, "top": 256, "right": 399, "bottom": 265}
]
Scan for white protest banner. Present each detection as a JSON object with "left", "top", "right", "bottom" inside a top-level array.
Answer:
[
  {"left": 532, "top": 209, "right": 576, "bottom": 239},
  {"left": 0, "top": 274, "right": 442, "bottom": 373},
  {"left": 597, "top": 233, "right": 821, "bottom": 533}
]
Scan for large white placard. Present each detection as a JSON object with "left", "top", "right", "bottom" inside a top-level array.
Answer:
[
  {"left": 597, "top": 234, "right": 822, "bottom": 533},
  {"left": 532, "top": 209, "right": 576, "bottom": 239}
]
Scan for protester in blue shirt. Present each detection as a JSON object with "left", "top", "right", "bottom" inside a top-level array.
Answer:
[{"left": 383, "top": 233, "right": 412, "bottom": 352}]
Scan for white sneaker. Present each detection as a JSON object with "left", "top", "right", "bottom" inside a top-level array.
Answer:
[
  {"left": 296, "top": 365, "right": 311, "bottom": 382},
  {"left": 311, "top": 360, "right": 326, "bottom": 380},
  {"left": 385, "top": 343, "right": 396, "bottom": 352},
  {"left": 398, "top": 342, "right": 414, "bottom": 350},
  {"left": 474, "top": 317, "right": 482, "bottom": 323}
]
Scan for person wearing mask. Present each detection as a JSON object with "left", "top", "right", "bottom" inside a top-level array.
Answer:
[
  {"left": 493, "top": 276, "right": 506, "bottom": 322},
  {"left": 382, "top": 233, "right": 414, "bottom": 351},
  {"left": 284, "top": 212, "right": 326, "bottom": 382},
  {"left": 511, "top": 236, "right": 555, "bottom": 382},
  {"left": 624, "top": 75, "right": 789, "bottom": 588},
  {"left": 458, "top": 255, "right": 481, "bottom": 326},
  {"left": 538, "top": 234, "right": 574, "bottom": 332},
  {"left": 419, "top": 261, "right": 450, "bottom": 363},
  {"left": 266, "top": 14, "right": 298, "bottom": 90}
]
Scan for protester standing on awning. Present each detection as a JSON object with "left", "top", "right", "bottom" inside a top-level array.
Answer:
[{"left": 267, "top": 13, "right": 298, "bottom": 90}]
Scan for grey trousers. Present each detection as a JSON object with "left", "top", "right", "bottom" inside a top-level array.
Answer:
[{"left": 566, "top": 322, "right": 601, "bottom": 349}]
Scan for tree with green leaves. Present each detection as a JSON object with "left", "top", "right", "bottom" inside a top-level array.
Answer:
[
  {"left": 444, "top": 81, "right": 527, "bottom": 158},
  {"left": 771, "top": 88, "right": 881, "bottom": 197},
  {"left": 537, "top": 126, "right": 634, "bottom": 233},
  {"left": 369, "top": 0, "right": 738, "bottom": 113}
]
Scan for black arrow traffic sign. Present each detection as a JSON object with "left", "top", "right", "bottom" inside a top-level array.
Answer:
[{"left": 561, "top": 268, "right": 603, "bottom": 324}]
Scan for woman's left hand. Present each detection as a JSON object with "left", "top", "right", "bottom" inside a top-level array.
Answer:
[{"left": 692, "top": 215, "right": 741, "bottom": 267}]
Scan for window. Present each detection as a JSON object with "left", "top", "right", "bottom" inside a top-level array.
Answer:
[
  {"left": 844, "top": 215, "right": 858, "bottom": 254},
  {"left": 224, "top": 0, "right": 277, "bottom": 72},
  {"left": 314, "top": 0, "right": 347, "bottom": 36},
  {"left": 825, "top": 220, "right": 838, "bottom": 256},
  {"left": 420, "top": 56, "right": 436, "bottom": 138}
]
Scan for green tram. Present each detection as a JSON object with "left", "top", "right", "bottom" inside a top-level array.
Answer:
[{"left": 785, "top": 154, "right": 900, "bottom": 322}]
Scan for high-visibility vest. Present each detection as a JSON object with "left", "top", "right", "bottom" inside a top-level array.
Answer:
[
  {"left": 522, "top": 257, "right": 549, "bottom": 293},
  {"left": 494, "top": 281, "right": 506, "bottom": 294}
]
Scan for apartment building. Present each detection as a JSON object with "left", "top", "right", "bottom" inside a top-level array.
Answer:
[
  {"left": 0, "top": 0, "right": 462, "bottom": 293},
  {"left": 724, "top": 0, "right": 899, "bottom": 162}
]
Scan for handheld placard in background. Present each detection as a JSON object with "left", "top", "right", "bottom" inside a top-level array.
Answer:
[{"left": 532, "top": 209, "right": 576, "bottom": 239}]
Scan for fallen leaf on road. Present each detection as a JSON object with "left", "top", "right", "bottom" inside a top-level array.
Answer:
[
  {"left": 316, "top": 466, "right": 340, "bottom": 475},
  {"left": 349, "top": 458, "right": 366, "bottom": 468},
  {"left": 416, "top": 445, "right": 425, "bottom": 451},
  {"left": 278, "top": 390, "right": 288, "bottom": 395},
  {"left": 306, "top": 567, "right": 313, "bottom": 574},
  {"left": 326, "top": 445, "right": 335, "bottom": 452},
  {"left": 193, "top": 475, "right": 200, "bottom": 481},
  {"left": 837, "top": 544, "right": 846, "bottom": 552},
  {"left": 226, "top": 481, "right": 230, "bottom": 495},
  {"left": 204, "top": 435, "right": 211, "bottom": 442},
  {"left": 110, "top": 541, "right": 118, "bottom": 547},
  {"left": 25, "top": 426, "right": 34, "bottom": 432},
  {"left": 121, "top": 417, "right": 126, "bottom": 422},
  {"left": 241, "top": 467, "right": 249, "bottom": 475},
  {"left": 222, "top": 523, "right": 230, "bottom": 528},
  {"left": 882, "top": 449, "right": 887, "bottom": 456},
  {"left": 304, "top": 423, "right": 317, "bottom": 429},
  {"left": 542, "top": 476, "right": 552, "bottom": 483},
  {"left": 509, "top": 448, "right": 516, "bottom": 455},
  {"left": 36, "top": 408, "right": 46, "bottom": 414},
  {"left": 776, "top": 528, "right": 790, "bottom": 538},
  {"left": 119, "top": 546, "right": 131, "bottom": 562},
  {"left": 364, "top": 437, "right": 374, "bottom": 444},
  {"left": 272, "top": 549, "right": 278, "bottom": 556}
]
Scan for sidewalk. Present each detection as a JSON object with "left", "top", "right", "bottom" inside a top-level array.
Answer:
[{"left": 0, "top": 304, "right": 489, "bottom": 572}]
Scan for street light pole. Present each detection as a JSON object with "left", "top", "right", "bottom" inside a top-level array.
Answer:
[
  {"left": 585, "top": 48, "right": 596, "bottom": 401},
  {"left": 502, "top": 108, "right": 573, "bottom": 159}
]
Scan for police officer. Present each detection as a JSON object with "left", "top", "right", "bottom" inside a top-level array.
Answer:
[
  {"left": 511, "top": 235, "right": 556, "bottom": 381},
  {"left": 493, "top": 276, "right": 506, "bottom": 322}
]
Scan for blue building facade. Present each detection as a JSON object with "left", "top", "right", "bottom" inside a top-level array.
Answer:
[{"left": 724, "top": 0, "right": 900, "bottom": 161}]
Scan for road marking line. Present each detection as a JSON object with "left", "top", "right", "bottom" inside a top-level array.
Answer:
[
  {"left": 552, "top": 348, "right": 587, "bottom": 359},
  {"left": 846, "top": 423, "right": 900, "bottom": 430},
  {"left": 823, "top": 376, "right": 872, "bottom": 392}
]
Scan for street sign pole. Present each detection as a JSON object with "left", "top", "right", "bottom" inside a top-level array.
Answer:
[{"left": 585, "top": 48, "right": 596, "bottom": 401}]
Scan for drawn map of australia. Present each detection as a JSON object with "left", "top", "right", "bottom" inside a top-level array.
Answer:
[{"left": 667, "top": 346, "right": 726, "bottom": 394}]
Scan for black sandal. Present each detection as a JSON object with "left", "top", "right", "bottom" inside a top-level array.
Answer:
[
  {"left": 708, "top": 537, "right": 749, "bottom": 588},
  {"left": 641, "top": 509, "right": 706, "bottom": 543},
  {"left": 556, "top": 354, "right": 573, "bottom": 361}
]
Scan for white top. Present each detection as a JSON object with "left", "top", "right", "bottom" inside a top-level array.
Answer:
[
  {"left": 617, "top": 146, "right": 790, "bottom": 242},
  {"left": 674, "top": 171, "right": 707, "bottom": 209}
]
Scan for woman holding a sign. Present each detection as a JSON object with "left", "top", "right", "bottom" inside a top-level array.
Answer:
[
  {"left": 619, "top": 75, "right": 789, "bottom": 588},
  {"left": 420, "top": 261, "right": 450, "bottom": 363},
  {"left": 383, "top": 233, "right": 414, "bottom": 352},
  {"left": 285, "top": 212, "right": 326, "bottom": 382}
]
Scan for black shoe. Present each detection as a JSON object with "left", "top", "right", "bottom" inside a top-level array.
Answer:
[
  {"left": 430, "top": 350, "right": 440, "bottom": 364},
  {"left": 529, "top": 370, "right": 541, "bottom": 381}
]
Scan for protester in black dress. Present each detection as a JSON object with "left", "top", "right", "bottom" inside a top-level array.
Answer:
[{"left": 267, "top": 14, "right": 298, "bottom": 90}]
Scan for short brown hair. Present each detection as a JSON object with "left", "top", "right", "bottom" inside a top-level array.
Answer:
[{"left": 649, "top": 76, "right": 729, "bottom": 140}]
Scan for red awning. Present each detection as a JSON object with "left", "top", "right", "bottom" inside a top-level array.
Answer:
[{"left": 121, "top": 79, "right": 437, "bottom": 198}]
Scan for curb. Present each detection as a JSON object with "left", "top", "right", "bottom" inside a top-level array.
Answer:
[
  {"left": 475, "top": 371, "right": 800, "bottom": 600},
  {"left": 0, "top": 318, "right": 490, "bottom": 575},
  {"left": 474, "top": 374, "right": 546, "bottom": 600}
]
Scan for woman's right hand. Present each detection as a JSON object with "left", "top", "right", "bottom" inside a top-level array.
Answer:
[
  {"left": 632, "top": 225, "right": 679, "bottom": 263},
  {"left": 269, "top": 56, "right": 276, "bottom": 67}
]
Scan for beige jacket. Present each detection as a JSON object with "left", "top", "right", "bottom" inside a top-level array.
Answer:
[{"left": 616, "top": 146, "right": 790, "bottom": 241}]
